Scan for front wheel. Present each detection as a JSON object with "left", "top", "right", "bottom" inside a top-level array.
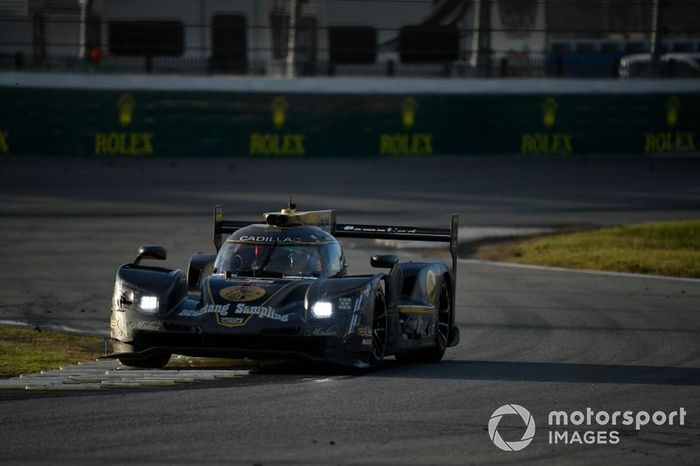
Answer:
[
  {"left": 118, "top": 353, "right": 171, "bottom": 369},
  {"left": 396, "top": 281, "right": 451, "bottom": 364},
  {"left": 368, "top": 290, "right": 388, "bottom": 368}
]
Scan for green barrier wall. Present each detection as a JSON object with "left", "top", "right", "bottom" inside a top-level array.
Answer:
[{"left": 0, "top": 88, "right": 698, "bottom": 156}]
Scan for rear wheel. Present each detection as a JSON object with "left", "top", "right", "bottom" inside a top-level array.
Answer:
[
  {"left": 396, "top": 281, "right": 451, "bottom": 364},
  {"left": 118, "top": 353, "right": 171, "bottom": 369},
  {"left": 368, "top": 291, "right": 388, "bottom": 368}
]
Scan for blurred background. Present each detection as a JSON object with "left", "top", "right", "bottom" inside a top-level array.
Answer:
[
  {"left": 0, "top": 0, "right": 699, "bottom": 78},
  {"left": 0, "top": 1, "right": 699, "bottom": 158}
]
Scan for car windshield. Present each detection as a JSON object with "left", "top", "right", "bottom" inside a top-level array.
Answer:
[{"left": 215, "top": 242, "right": 328, "bottom": 278}]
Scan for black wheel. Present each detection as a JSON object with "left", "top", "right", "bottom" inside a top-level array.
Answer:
[
  {"left": 396, "top": 281, "right": 451, "bottom": 364},
  {"left": 118, "top": 353, "right": 171, "bottom": 369},
  {"left": 368, "top": 290, "right": 388, "bottom": 367},
  {"left": 434, "top": 280, "right": 451, "bottom": 356}
]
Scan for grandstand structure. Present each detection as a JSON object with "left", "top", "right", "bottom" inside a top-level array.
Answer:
[{"left": 0, "top": 0, "right": 699, "bottom": 77}]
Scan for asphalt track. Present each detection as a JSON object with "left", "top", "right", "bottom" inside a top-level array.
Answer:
[{"left": 0, "top": 155, "right": 699, "bottom": 464}]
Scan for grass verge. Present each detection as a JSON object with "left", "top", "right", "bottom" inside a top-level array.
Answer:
[
  {"left": 473, "top": 220, "right": 700, "bottom": 278},
  {"left": 0, "top": 326, "right": 104, "bottom": 378}
]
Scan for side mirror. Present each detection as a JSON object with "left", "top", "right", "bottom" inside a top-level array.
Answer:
[
  {"left": 371, "top": 255, "right": 399, "bottom": 269},
  {"left": 134, "top": 245, "right": 167, "bottom": 265}
]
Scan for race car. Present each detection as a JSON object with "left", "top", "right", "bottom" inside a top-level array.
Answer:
[{"left": 107, "top": 203, "right": 460, "bottom": 369}]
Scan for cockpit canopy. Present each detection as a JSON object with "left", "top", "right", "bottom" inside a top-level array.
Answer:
[{"left": 214, "top": 224, "right": 345, "bottom": 279}]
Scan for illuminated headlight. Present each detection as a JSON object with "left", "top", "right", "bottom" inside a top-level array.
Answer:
[
  {"left": 311, "top": 301, "right": 333, "bottom": 318},
  {"left": 138, "top": 295, "right": 159, "bottom": 314}
]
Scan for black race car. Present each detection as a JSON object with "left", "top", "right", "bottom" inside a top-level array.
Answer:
[{"left": 108, "top": 204, "right": 459, "bottom": 369}]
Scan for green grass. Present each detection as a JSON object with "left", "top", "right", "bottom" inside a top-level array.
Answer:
[
  {"left": 505, "top": 220, "right": 700, "bottom": 278},
  {"left": 0, "top": 326, "right": 104, "bottom": 378}
]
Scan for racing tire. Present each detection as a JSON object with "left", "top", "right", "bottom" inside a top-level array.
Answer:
[
  {"left": 118, "top": 353, "right": 171, "bottom": 369},
  {"left": 368, "top": 290, "right": 388, "bottom": 368},
  {"left": 396, "top": 281, "right": 451, "bottom": 364}
]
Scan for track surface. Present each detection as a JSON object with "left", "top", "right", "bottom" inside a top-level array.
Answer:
[{"left": 0, "top": 156, "right": 699, "bottom": 464}]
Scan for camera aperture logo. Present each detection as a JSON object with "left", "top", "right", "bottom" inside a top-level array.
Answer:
[
  {"left": 488, "top": 404, "right": 536, "bottom": 451},
  {"left": 488, "top": 404, "right": 687, "bottom": 451}
]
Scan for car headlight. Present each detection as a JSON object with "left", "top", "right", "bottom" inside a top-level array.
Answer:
[
  {"left": 138, "top": 295, "right": 159, "bottom": 314},
  {"left": 311, "top": 301, "right": 333, "bottom": 318}
]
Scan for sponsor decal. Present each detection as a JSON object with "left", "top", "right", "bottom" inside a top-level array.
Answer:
[
  {"left": 402, "top": 96, "right": 416, "bottom": 129},
  {"left": 179, "top": 304, "right": 230, "bottom": 317},
  {"left": 95, "top": 132, "right": 154, "bottom": 155},
  {"left": 238, "top": 235, "right": 302, "bottom": 243},
  {"left": 542, "top": 96, "right": 557, "bottom": 129},
  {"left": 644, "top": 132, "right": 696, "bottom": 152},
  {"left": 128, "top": 320, "right": 162, "bottom": 331},
  {"left": 118, "top": 93, "right": 135, "bottom": 127},
  {"left": 249, "top": 96, "right": 305, "bottom": 155},
  {"left": 341, "top": 225, "right": 417, "bottom": 234},
  {"left": 304, "top": 326, "right": 339, "bottom": 337},
  {"left": 356, "top": 325, "right": 372, "bottom": 338},
  {"left": 250, "top": 133, "right": 305, "bottom": 156},
  {"left": 521, "top": 133, "right": 573, "bottom": 155},
  {"left": 667, "top": 96, "right": 680, "bottom": 126},
  {"left": 643, "top": 97, "right": 696, "bottom": 153},
  {"left": 0, "top": 130, "right": 9, "bottom": 153},
  {"left": 217, "top": 315, "right": 251, "bottom": 328},
  {"left": 234, "top": 303, "right": 289, "bottom": 322},
  {"left": 94, "top": 93, "right": 154, "bottom": 156},
  {"left": 219, "top": 285, "right": 266, "bottom": 302},
  {"left": 379, "top": 133, "right": 434, "bottom": 156},
  {"left": 379, "top": 97, "right": 434, "bottom": 156},
  {"left": 337, "top": 297, "right": 354, "bottom": 311},
  {"left": 521, "top": 97, "right": 573, "bottom": 155},
  {"left": 487, "top": 404, "right": 688, "bottom": 451},
  {"left": 272, "top": 95, "right": 287, "bottom": 129}
]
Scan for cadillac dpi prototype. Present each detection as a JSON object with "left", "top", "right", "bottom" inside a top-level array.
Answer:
[{"left": 108, "top": 204, "right": 460, "bottom": 368}]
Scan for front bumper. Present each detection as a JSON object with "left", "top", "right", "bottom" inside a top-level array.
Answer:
[{"left": 107, "top": 329, "right": 370, "bottom": 367}]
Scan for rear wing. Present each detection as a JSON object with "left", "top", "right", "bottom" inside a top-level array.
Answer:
[
  {"left": 213, "top": 206, "right": 257, "bottom": 251},
  {"left": 213, "top": 205, "right": 459, "bottom": 307},
  {"left": 333, "top": 216, "right": 459, "bottom": 312}
]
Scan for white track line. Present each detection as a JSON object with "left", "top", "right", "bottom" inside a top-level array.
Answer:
[
  {"left": 0, "top": 320, "right": 109, "bottom": 337},
  {"left": 0, "top": 358, "right": 251, "bottom": 391},
  {"left": 460, "top": 258, "right": 700, "bottom": 283}
]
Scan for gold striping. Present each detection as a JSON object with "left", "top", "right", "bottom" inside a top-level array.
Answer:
[{"left": 398, "top": 305, "right": 436, "bottom": 314}]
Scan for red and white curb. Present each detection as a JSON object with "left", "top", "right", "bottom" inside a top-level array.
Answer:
[{"left": 0, "top": 356, "right": 251, "bottom": 391}]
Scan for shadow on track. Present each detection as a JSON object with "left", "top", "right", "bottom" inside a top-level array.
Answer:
[
  {"left": 164, "top": 358, "right": 700, "bottom": 386},
  {"left": 251, "top": 360, "right": 364, "bottom": 376},
  {"left": 375, "top": 360, "right": 700, "bottom": 386}
]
